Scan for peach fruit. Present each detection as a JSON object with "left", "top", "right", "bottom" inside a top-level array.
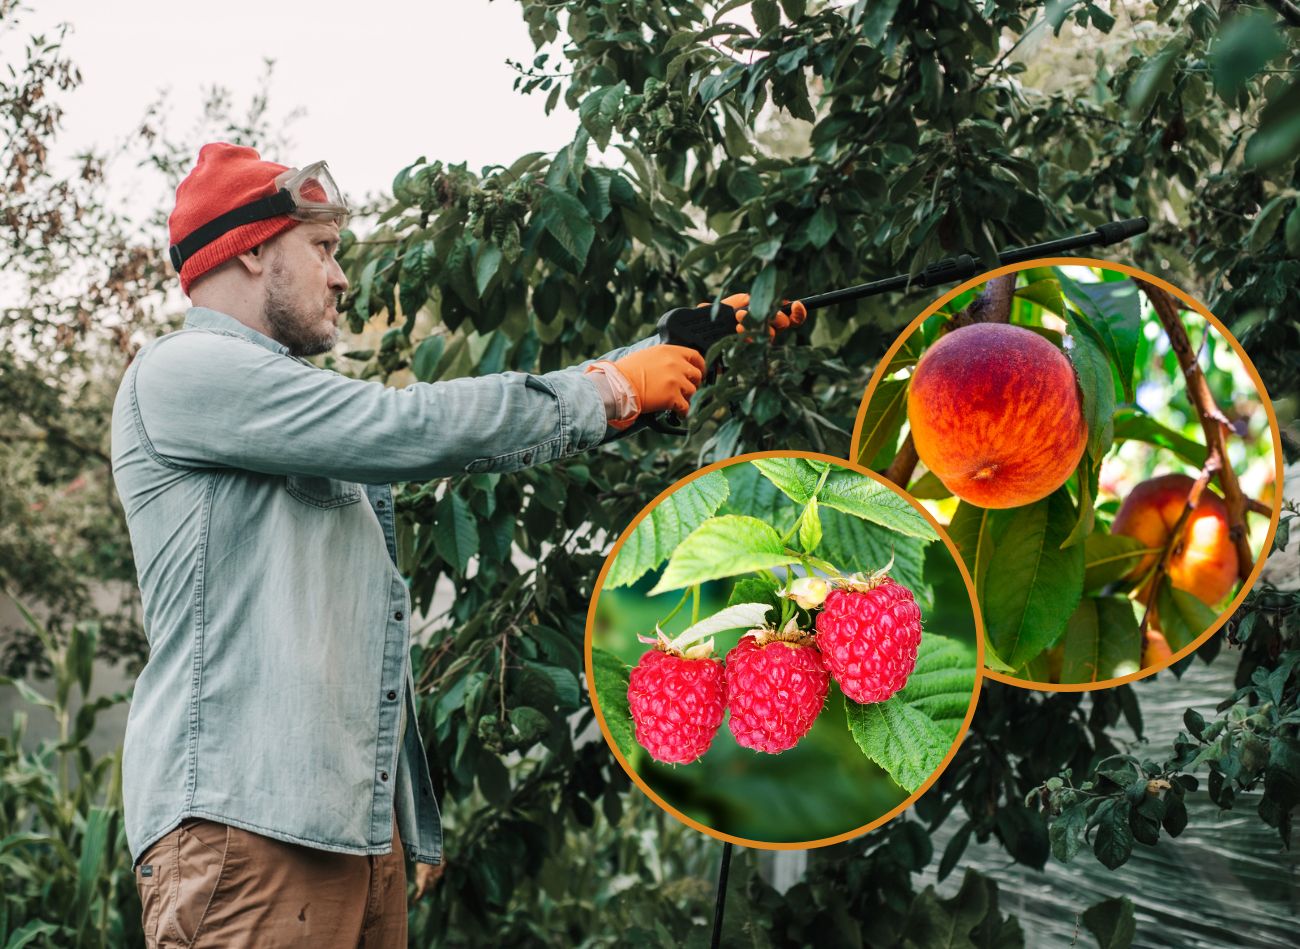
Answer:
[
  {"left": 906, "top": 323, "right": 1088, "bottom": 509},
  {"left": 1110, "top": 473, "right": 1238, "bottom": 607},
  {"left": 1141, "top": 630, "right": 1174, "bottom": 669}
]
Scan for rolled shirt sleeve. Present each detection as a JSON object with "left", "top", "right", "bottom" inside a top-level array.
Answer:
[{"left": 129, "top": 329, "right": 659, "bottom": 483}]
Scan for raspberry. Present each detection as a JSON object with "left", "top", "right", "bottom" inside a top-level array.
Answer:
[
  {"left": 725, "top": 629, "right": 829, "bottom": 754},
  {"left": 814, "top": 578, "right": 922, "bottom": 704},
  {"left": 627, "top": 647, "right": 725, "bottom": 764}
]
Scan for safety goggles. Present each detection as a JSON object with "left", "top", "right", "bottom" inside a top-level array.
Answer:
[{"left": 169, "top": 160, "right": 349, "bottom": 272}]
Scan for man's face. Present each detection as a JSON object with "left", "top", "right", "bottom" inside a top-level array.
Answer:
[{"left": 261, "top": 221, "right": 349, "bottom": 357}]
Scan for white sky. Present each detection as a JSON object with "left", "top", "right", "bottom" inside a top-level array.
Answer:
[{"left": 24, "top": 0, "right": 581, "bottom": 207}]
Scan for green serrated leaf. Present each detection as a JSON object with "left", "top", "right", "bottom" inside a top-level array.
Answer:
[
  {"left": 820, "top": 471, "right": 939, "bottom": 541},
  {"left": 605, "top": 471, "right": 730, "bottom": 588},
  {"left": 591, "top": 648, "right": 637, "bottom": 761},
  {"left": 844, "top": 635, "right": 975, "bottom": 793},
  {"left": 751, "top": 457, "right": 823, "bottom": 503},
  {"left": 984, "top": 492, "right": 1085, "bottom": 670},
  {"left": 650, "top": 515, "right": 799, "bottom": 594},
  {"left": 818, "top": 509, "right": 930, "bottom": 610},
  {"left": 1061, "top": 597, "right": 1142, "bottom": 684}
]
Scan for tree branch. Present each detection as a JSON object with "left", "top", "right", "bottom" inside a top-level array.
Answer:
[
  {"left": 1262, "top": 0, "right": 1300, "bottom": 29},
  {"left": 1137, "top": 281, "right": 1254, "bottom": 581},
  {"left": 1138, "top": 459, "right": 1217, "bottom": 636}
]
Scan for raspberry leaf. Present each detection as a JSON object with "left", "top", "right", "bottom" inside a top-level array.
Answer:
[
  {"left": 845, "top": 634, "right": 976, "bottom": 793},
  {"left": 590, "top": 648, "right": 637, "bottom": 762},
  {"left": 605, "top": 470, "right": 730, "bottom": 588},
  {"left": 819, "top": 471, "right": 939, "bottom": 541},
  {"left": 649, "top": 515, "right": 799, "bottom": 594},
  {"left": 752, "top": 456, "right": 823, "bottom": 502}
]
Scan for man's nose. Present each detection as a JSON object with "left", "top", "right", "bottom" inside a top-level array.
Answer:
[{"left": 328, "top": 256, "right": 349, "bottom": 294}]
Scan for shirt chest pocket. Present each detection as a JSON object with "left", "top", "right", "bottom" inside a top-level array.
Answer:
[{"left": 285, "top": 474, "right": 362, "bottom": 509}]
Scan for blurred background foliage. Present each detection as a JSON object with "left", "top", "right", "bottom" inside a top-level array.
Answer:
[{"left": 3, "top": 0, "right": 1300, "bottom": 945}]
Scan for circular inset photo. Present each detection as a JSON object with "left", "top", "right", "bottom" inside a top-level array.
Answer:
[
  {"left": 852, "top": 259, "right": 1284, "bottom": 689},
  {"left": 585, "top": 451, "right": 982, "bottom": 847}
]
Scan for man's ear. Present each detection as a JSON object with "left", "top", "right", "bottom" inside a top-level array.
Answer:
[{"left": 233, "top": 243, "right": 266, "bottom": 276}]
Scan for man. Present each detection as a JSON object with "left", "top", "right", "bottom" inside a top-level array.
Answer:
[{"left": 111, "top": 143, "right": 800, "bottom": 947}]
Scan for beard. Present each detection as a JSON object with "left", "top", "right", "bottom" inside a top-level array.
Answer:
[{"left": 262, "top": 254, "right": 338, "bottom": 357}]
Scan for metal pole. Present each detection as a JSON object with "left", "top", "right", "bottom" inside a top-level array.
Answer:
[{"left": 709, "top": 841, "right": 734, "bottom": 949}]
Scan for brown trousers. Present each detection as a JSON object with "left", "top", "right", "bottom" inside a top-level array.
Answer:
[{"left": 134, "top": 815, "right": 407, "bottom": 948}]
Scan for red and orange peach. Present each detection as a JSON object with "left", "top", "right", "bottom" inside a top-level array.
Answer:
[
  {"left": 1110, "top": 473, "right": 1238, "bottom": 607},
  {"left": 907, "top": 323, "right": 1088, "bottom": 509}
]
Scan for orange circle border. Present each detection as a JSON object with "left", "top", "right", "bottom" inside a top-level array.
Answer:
[
  {"left": 848, "top": 256, "right": 1285, "bottom": 692},
  {"left": 583, "top": 449, "right": 987, "bottom": 851}
]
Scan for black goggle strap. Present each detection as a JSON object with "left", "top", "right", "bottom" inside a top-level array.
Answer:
[{"left": 169, "top": 189, "right": 297, "bottom": 271}]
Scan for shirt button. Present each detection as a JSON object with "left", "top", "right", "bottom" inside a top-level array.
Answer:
[
  {"left": 394, "top": 611, "right": 404, "bottom": 621},
  {"left": 377, "top": 500, "right": 386, "bottom": 509},
  {"left": 380, "top": 771, "right": 389, "bottom": 782},
  {"left": 523, "top": 451, "right": 533, "bottom": 464},
  {"left": 387, "top": 690, "right": 397, "bottom": 700}
]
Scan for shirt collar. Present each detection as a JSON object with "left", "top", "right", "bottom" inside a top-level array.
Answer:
[{"left": 183, "top": 307, "right": 292, "bottom": 357}]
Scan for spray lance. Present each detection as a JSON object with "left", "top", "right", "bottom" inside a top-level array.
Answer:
[{"left": 634, "top": 217, "right": 1149, "bottom": 436}]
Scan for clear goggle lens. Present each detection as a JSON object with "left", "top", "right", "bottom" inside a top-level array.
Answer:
[{"left": 276, "top": 161, "right": 349, "bottom": 224}]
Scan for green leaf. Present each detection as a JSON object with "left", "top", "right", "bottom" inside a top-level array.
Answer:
[
  {"left": 1111, "top": 408, "right": 1208, "bottom": 467},
  {"left": 798, "top": 497, "right": 822, "bottom": 552},
  {"left": 75, "top": 806, "right": 113, "bottom": 930},
  {"left": 983, "top": 492, "right": 1085, "bottom": 670},
  {"left": 806, "top": 204, "right": 837, "bottom": 249},
  {"left": 1063, "top": 310, "right": 1115, "bottom": 461},
  {"left": 1093, "top": 802, "right": 1135, "bottom": 870},
  {"left": 411, "top": 335, "right": 446, "bottom": 383},
  {"left": 1084, "top": 532, "right": 1149, "bottom": 592},
  {"left": 1082, "top": 895, "right": 1137, "bottom": 949},
  {"left": 1244, "top": 77, "right": 1300, "bottom": 171},
  {"left": 591, "top": 648, "right": 636, "bottom": 761},
  {"left": 540, "top": 188, "right": 595, "bottom": 266},
  {"left": 1248, "top": 195, "right": 1290, "bottom": 254},
  {"left": 727, "top": 574, "right": 782, "bottom": 615},
  {"left": 650, "top": 515, "right": 799, "bottom": 594},
  {"left": 577, "top": 82, "right": 626, "bottom": 150},
  {"left": 1127, "top": 36, "right": 1184, "bottom": 119},
  {"left": 474, "top": 242, "right": 502, "bottom": 295},
  {"left": 1015, "top": 277, "right": 1065, "bottom": 315},
  {"left": 5, "top": 921, "right": 61, "bottom": 949},
  {"left": 946, "top": 502, "right": 993, "bottom": 605},
  {"left": 1057, "top": 273, "right": 1141, "bottom": 402},
  {"left": 752, "top": 456, "right": 822, "bottom": 503},
  {"left": 1062, "top": 452, "right": 1096, "bottom": 550},
  {"left": 753, "top": 0, "right": 779, "bottom": 33},
  {"left": 817, "top": 510, "right": 930, "bottom": 607},
  {"left": 820, "top": 470, "right": 939, "bottom": 541},
  {"left": 1061, "top": 597, "right": 1142, "bottom": 684},
  {"left": 605, "top": 471, "right": 729, "bottom": 588},
  {"left": 856, "top": 378, "right": 908, "bottom": 469},
  {"left": 1154, "top": 578, "right": 1220, "bottom": 651},
  {"left": 906, "top": 470, "right": 952, "bottom": 500},
  {"left": 1286, "top": 205, "right": 1300, "bottom": 257},
  {"left": 434, "top": 492, "right": 479, "bottom": 575},
  {"left": 844, "top": 634, "right": 975, "bottom": 793},
  {"left": 1211, "top": 9, "right": 1287, "bottom": 98}
]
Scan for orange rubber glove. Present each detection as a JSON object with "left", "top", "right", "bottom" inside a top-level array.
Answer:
[
  {"left": 590, "top": 345, "right": 706, "bottom": 430},
  {"left": 698, "top": 293, "right": 808, "bottom": 338}
]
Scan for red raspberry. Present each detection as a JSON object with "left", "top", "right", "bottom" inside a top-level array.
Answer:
[
  {"left": 815, "top": 579, "right": 922, "bottom": 704},
  {"left": 627, "top": 648, "right": 725, "bottom": 764},
  {"left": 725, "top": 631, "right": 829, "bottom": 754}
]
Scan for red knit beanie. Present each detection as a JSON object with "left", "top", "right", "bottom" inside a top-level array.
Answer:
[{"left": 168, "top": 143, "right": 301, "bottom": 294}]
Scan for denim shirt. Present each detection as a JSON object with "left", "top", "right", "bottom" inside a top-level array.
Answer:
[{"left": 110, "top": 306, "right": 655, "bottom": 867}]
